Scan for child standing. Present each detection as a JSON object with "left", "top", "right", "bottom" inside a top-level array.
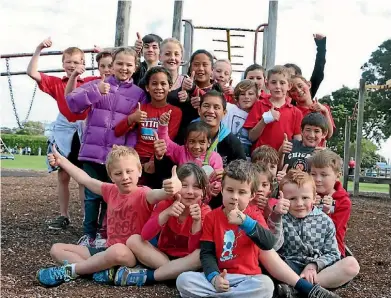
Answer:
[
  {"left": 176, "top": 160, "right": 275, "bottom": 298},
  {"left": 279, "top": 112, "right": 328, "bottom": 172},
  {"left": 27, "top": 38, "right": 97, "bottom": 230},
  {"left": 222, "top": 79, "right": 258, "bottom": 159},
  {"left": 243, "top": 63, "right": 269, "bottom": 100},
  {"left": 37, "top": 145, "right": 182, "bottom": 287},
  {"left": 212, "top": 59, "right": 235, "bottom": 103},
  {"left": 288, "top": 74, "right": 334, "bottom": 146},
  {"left": 244, "top": 65, "right": 303, "bottom": 152},
  {"left": 268, "top": 170, "right": 359, "bottom": 290},
  {"left": 114, "top": 163, "right": 211, "bottom": 286},
  {"left": 66, "top": 47, "right": 147, "bottom": 247}
]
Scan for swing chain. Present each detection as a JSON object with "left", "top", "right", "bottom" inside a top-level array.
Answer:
[
  {"left": 5, "top": 58, "right": 37, "bottom": 129},
  {"left": 91, "top": 52, "right": 95, "bottom": 76}
]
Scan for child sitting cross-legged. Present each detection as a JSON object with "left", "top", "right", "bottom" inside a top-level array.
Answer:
[
  {"left": 36, "top": 145, "right": 182, "bottom": 287},
  {"left": 176, "top": 160, "right": 276, "bottom": 298},
  {"left": 268, "top": 170, "right": 359, "bottom": 293},
  {"left": 113, "top": 163, "right": 211, "bottom": 286}
]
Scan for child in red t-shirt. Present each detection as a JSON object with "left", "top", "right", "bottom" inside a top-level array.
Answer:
[
  {"left": 114, "top": 66, "right": 182, "bottom": 186},
  {"left": 176, "top": 160, "right": 275, "bottom": 298},
  {"left": 243, "top": 63, "right": 270, "bottom": 101},
  {"left": 288, "top": 75, "right": 334, "bottom": 147},
  {"left": 36, "top": 145, "right": 182, "bottom": 288},
  {"left": 113, "top": 163, "right": 211, "bottom": 286},
  {"left": 243, "top": 65, "right": 303, "bottom": 152}
]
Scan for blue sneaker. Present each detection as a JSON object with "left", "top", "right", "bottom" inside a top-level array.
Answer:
[
  {"left": 36, "top": 264, "right": 74, "bottom": 287},
  {"left": 114, "top": 266, "right": 147, "bottom": 286},
  {"left": 93, "top": 267, "right": 116, "bottom": 284}
]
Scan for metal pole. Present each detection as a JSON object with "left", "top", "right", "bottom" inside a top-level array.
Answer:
[
  {"left": 265, "top": 0, "right": 278, "bottom": 70},
  {"left": 182, "top": 19, "right": 193, "bottom": 75},
  {"left": 353, "top": 79, "right": 366, "bottom": 196},
  {"left": 115, "top": 0, "right": 132, "bottom": 47},
  {"left": 343, "top": 117, "right": 351, "bottom": 190},
  {"left": 262, "top": 26, "right": 268, "bottom": 68},
  {"left": 172, "top": 0, "right": 183, "bottom": 40}
]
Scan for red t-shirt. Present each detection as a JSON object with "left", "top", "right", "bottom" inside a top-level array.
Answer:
[
  {"left": 101, "top": 183, "right": 153, "bottom": 247},
  {"left": 348, "top": 160, "right": 355, "bottom": 168},
  {"left": 141, "top": 200, "right": 211, "bottom": 257},
  {"left": 38, "top": 73, "right": 98, "bottom": 122},
  {"left": 296, "top": 104, "right": 335, "bottom": 147},
  {"left": 201, "top": 205, "right": 268, "bottom": 275},
  {"left": 243, "top": 97, "right": 303, "bottom": 151}
]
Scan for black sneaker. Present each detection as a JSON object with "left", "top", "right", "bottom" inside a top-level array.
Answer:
[
  {"left": 308, "top": 284, "right": 340, "bottom": 298},
  {"left": 275, "top": 284, "right": 300, "bottom": 298},
  {"left": 48, "top": 216, "right": 70, "bottom": 230}
]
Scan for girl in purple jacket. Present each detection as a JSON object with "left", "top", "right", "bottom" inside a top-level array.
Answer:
[{"left": 66, "top": 47, "right": 147, "bottom": 247}]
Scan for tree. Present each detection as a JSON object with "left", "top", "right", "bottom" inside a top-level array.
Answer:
[
  {"left": 16, "top": 121, "right": 45, "bottom": 135},
  {"left": 349, "top": 139, "right": 382, "bottom": 169}
]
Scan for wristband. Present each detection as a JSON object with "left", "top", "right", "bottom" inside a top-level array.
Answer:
[{"left": 263, "top": 111, "right": 275, "bottom": 124}]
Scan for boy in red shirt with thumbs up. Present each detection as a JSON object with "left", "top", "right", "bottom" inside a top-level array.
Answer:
[
  {"left": 243, "top": 65, "right": 303, "bottom": 152},
  {"left": 176, "top": 160, "right": 275, "bottom": 298}
]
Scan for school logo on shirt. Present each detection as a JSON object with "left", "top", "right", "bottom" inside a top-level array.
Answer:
[
  {"left": 220, "top": 230, "right": 237, "bottom": 261},
  {"left": 287, "top": 152, "right": 312, "bottom": 172},
  {"left": 140, "top": 118, "right": 158, "bottom": 141}
]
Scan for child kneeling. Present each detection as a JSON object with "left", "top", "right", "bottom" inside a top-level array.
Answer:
[
  {"left": 114, "top": 163, "right": 211, "bottom": 286},
  {"left": 176, "top": 160, "right": 276, "bottom": 298},
  {"left": 268, "top": 170, "right": 359, "bottom": 291},
  {"left": 36, "top": 145, "right": 182, "bottom": 287}
]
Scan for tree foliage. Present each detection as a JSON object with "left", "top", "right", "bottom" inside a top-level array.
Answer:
[{"left": 16, "top": 121, "right": 45, "bottom": 135}]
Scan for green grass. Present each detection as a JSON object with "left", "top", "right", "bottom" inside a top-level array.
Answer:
[
  {"left": 347, "top": 181, "right": 389, "bottom": 193},
  {"left": 1, "top": 155, "right": 47, "bottom": 170}
]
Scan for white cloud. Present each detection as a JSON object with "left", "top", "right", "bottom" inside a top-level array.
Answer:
[{"left": 1, "top": 0, "right": 390, "bottom": 158}]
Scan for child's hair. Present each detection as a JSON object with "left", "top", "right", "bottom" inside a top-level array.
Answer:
[
  {"left": 200, "top": 90, "right": 227, "bottom": 111},
  {"left": 105, "top": 145, "right": 141, "bottom": 173},
  {"left": 266, "top": 65, "right": 291, "bottom": 81},
  {"left": 233, "top": 80, "right": 258, "bottom": 101},
  {"left": 160, "top": 38, "right": 184, "bottom": 54},
  {"left": 96, "top": 51, "right": 113, "bottom": 64},
  {"left": 62, "top": 47, "right": 85, "bottom": 62},
  {"left": 112, "top": 47, "right": 139, "bottom": 68},
  {"left": 291, "top": 74, "right": 309, "bottom": 84},
  {"left": 301, "top": 112, "right": 328, "bottom": 134},
  {"left": 280, "top": 170, "right": 315, "bottom": 195},
  {"left": 188, "top": 49, "right": 214, "bottom": 76},
  {"left": 142, "top": 34, "right": 163, "bottom": 47},
  {"left": 177, "top": 163, "right": 209, "bottom": 198},
  {"left": 214, "top": 59, "right": 232, "bottom": 73},
  {"left": 223, "top": 160, "right": 259, "bottom": 195},
  {"left": 244, "top": 63, "right": 265, "bottom": 79},
  {"left": 144, "top": 66, "right": 173, "bottom": 87},
  {"left": 309, "top": 150, "right": 342, "bottom": 174},
  {"left": 251, "top": 145, "right": 279, "bottom": 165},
  {"left": 185, "top": 121, "right": 211, "bottom": 142},
  {"left": 284, "top": 63, "right": 302, "bottom": 75},
  {"left": 254, "top": 163, "right": 274, "bottom": 185}
]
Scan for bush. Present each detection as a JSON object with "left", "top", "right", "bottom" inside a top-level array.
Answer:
[{"left": 1, "top": 134, "right": 47, "bottom": 155}]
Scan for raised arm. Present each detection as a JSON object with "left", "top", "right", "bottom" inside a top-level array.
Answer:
[
  {"left": 27, "top": 37, "right": 52, "bottom": 83},
  {"left": 64, "top": 65, "right": 86, "bottom": 96},
  {"left": 310, "top": 34, "right": 327, "bottom": 98}
]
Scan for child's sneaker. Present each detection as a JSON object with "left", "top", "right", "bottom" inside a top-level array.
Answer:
[
  {"left": 308, "top": 284, "right": 341, "bottom": 298},
  {"left": 92, "top": 267, "right": 116, "bottom": 284},
  {"left": 48, "top": 216, "right": 70, "bottom": 230},
  {"left": 93, "top": 233, "right": 107, "bottom": 249},
  {"left": 275, "top": 284, "right": 300, "bottom": 298},
  {"left": 114, "top": 266, "right": 147, "bottom": 286},
  {"left": 36, "top": 263, "right": 75, "bottom": 287},
  {"left": 77, "top": 235, "right": 94, "bottom": 247}
]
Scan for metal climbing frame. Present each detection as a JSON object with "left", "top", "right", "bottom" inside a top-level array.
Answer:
[{"left": 181, "top": 21, "right": 268, "bottom": 73}]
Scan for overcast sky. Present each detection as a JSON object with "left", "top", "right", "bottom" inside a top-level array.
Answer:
[{"left": 1, "top": 0, "right": 390, "bottom": 160}]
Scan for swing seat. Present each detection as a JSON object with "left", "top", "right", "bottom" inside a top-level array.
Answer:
[{"left": 1, "top": 155, "right": 14, "bottom": 160}]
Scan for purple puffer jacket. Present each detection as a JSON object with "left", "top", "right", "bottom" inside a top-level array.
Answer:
[{"left": 66, "top": 75, "right": 147, "bottom": 164}]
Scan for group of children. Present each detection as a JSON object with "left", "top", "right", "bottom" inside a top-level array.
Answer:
[{"left": 29, "top": 33, "right": 360, "bottom": 297}]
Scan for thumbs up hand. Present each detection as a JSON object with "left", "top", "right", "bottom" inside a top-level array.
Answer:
[
  {"left": 47, "top": 144, "right": 62, "bottom": 167},
  {"left": 270, "top": 106, "right": 280, "bottom": 121},
  {"left": 277, "top": 164, "right": 289, "bottom": 183},
  {"left": 71, "top": 64, "right": 86, "bottom": 78},
  {"left": 162, "top": 165, "right": 182, "bottom": 196},
  {"left": 159, "top": 110, "right": 172, "bottom": 125},
  {"left": 189, "top": 203, "right": 202, "bottom": 221},
  {"left": 273, "top": 191, "right": 291, "bottom": 215},
  {"left": 182, "top": 71, "right": 195, "bottom": 91},
  {"left": 134, "top": 32, "right": 143, "bottom": 54},
  {"left": 166, "top": 193, "right": 185, "bottom": 217},
  {"left": 310, "top": 97, "right": 327, "bottom": 113},
  {"left": 212, "top": 269, "right": 230, "bottom": 292},
  {"left": 279, "top": 133, "right": 293, "bottom": 154},
  {"left": 153, "top": 131, "right": 167, "bottom": 160},
  {"left": 222, "top": 79, "right": 234, "bottom": 95},
  {"left": 129, "top": 102, "right": 148, "bottom": 123},
  {"left": 254, "top": 190, "right": 268, "bottom": 210},
  {"left": 190, "top": 88, "right": 201, "bottom": 109},
  {"left": 98, "top": 74, "right": 111, "bottom": 94},
  {"left": 226, "top": 202, "right": 246, "bottom": 225},
  {"left": 38, "top": 37, "right": 52, "bottom": 50}
]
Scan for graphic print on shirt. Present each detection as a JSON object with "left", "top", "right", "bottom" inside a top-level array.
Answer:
[
  {"left": 107, "top": 204, "right": 138, "bottom": 243},
  {"left": 220, "top": 230, "right": 237, "bottom": 261},
  {"left": 140, "top": 117, "right": 158, "bottom": 141},
  {"left": 286, "top": 152, "right": 312, "bottom": 172}
]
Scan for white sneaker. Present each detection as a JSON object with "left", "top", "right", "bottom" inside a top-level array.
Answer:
[
  {"left": 77, "top": 235, "right": 94, "bottom": 247},
  {"left": 94, "top": 233, "right": 107, "bottom": 249}
]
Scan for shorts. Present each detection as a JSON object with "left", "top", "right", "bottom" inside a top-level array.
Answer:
[
  {"left": 88, "top": 247, "right": 107, "bottom": 256},
  {"left": 67, "top": 132, "right": 83, "bottom": 169}
]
